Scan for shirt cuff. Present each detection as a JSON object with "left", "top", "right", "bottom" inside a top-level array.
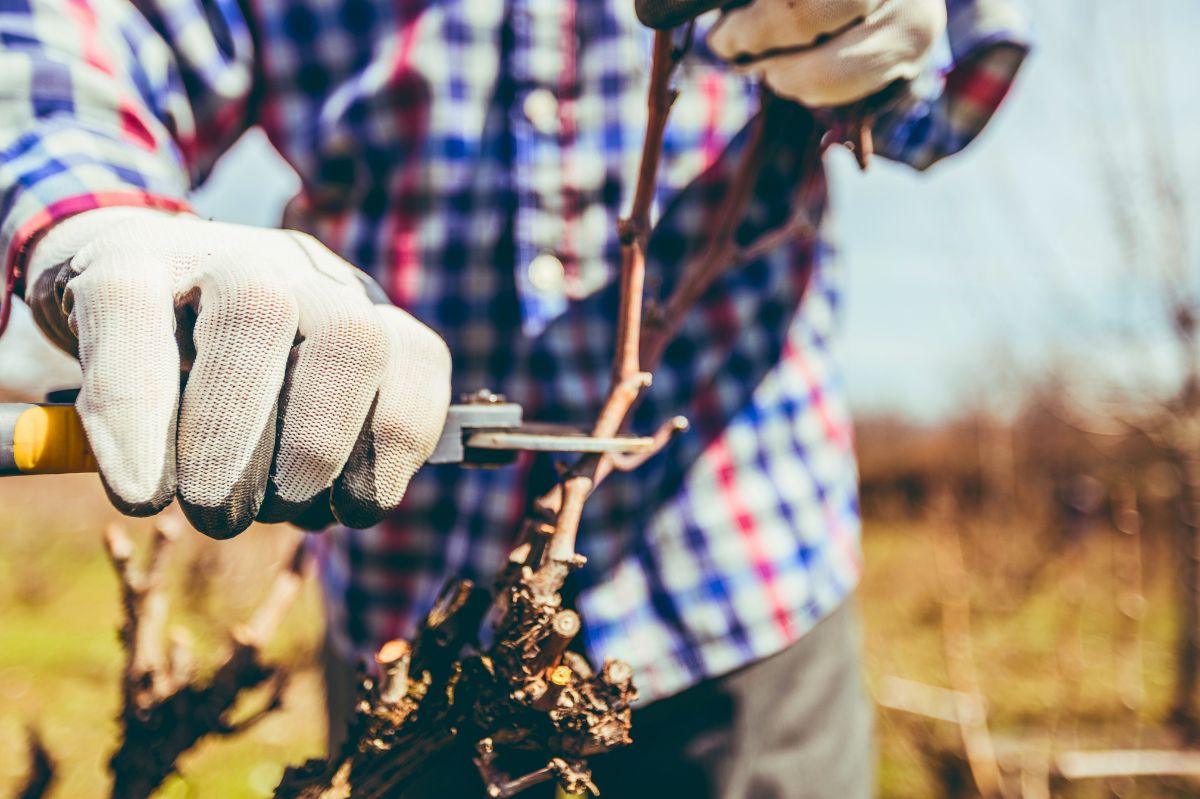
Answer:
[
  {"left": 1, "top": 122, "right": 193, "bottom": 334},
  {"left": 871, "top": 9, "right": 1031, "bottom": 171},
  {"left": 947, "top": 0, "right": 1034, "bottom": 62},
  {"left": 2, "top": 190, "right": 191, "bottom": 335}
]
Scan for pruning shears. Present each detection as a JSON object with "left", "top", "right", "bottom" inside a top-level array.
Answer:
[{"left": 0, "top": 389, "right": 654, "bottom": 477}]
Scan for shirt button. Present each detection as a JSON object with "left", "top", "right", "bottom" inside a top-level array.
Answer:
[
  {"left": 528, "top": 252, "right": 566, "bottom": 294},
  {"left": 523, "top": 88, "right": 559, "bottom": 135}
]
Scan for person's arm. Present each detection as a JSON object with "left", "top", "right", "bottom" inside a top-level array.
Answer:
[
  {"left": 0, "top": 0, "right": 452, "bottom": 539},
  {"left": 0, "top": 0, "right": 256, "bottom": 332},
  {"left": 872, "top": 0, "right": 1032, "bottom": 170},
  {"left": 703, "top": 0, "right": 1028, "bottom": 169}
]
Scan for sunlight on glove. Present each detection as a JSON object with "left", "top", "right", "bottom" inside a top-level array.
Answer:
[
  {"left": 24, "top": 208, "right": 451, "bottom": 538},
  {"left": 708, "top": 0, "right": 947, "bottom": 108}
]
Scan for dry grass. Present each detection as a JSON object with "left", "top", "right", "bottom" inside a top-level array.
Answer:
[
  {"left": 0, "top": 475, "right": 325, "bottom": 798},
  {"left": 862, "top": 516, "right": 1193, "bottom": 798},
  {"left": 1, "top": 474, "right": 1195, "bottom": 797}
]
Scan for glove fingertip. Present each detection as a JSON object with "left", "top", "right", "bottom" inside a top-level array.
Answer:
[
  {"left": 257, "top": 482, "right": 319, "bottom": 524},
  {"left": 179, "top": 496, "right": 258, "bottom": 540},
  {"left": 98, "top": 473, "right": 176, "bottom": 519},
  {"left": 329, "top": 480, "right": 392, "bottom": 530},
  {"left": 177, "top": 403, "right": 277, "bottom": 539},
  {"left": 330, "top": 405, "right": 424, "bottom": 529},
  {"left": 636, "top": 0, "right": 726, "bottom": 30},
  {"left": 90, "top": 409, "right": 178, "bottom": 520},
  {"left": 330, "top": 433, "right": 402, "bottom": 529}
]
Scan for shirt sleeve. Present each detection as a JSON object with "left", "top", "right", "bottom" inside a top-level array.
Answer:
[
  {"left": 0, "top": 0, "right": 257, "bottom": 331},
  {"left": 871, "top": 0, "right": 1033, "bottom": 171}
]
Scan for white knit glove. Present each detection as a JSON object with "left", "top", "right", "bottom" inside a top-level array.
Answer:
[
  {"left": 708, "top": 0, "right": 947, "bottom": 108},
  {"left": 24, "top": 208, "right": 451, "bottom": 538}
]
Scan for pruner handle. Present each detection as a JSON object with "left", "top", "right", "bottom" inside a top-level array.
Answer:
[
  {"left": 0, "top": 404, "right": 97, "bottom": 476},
  {"left": 635, "top": 0, "right": 727, "bottom": 29}
]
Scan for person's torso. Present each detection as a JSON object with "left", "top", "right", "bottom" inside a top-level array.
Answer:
[{"left": 253, "top": 0, "right": 861, "bottom": 700}]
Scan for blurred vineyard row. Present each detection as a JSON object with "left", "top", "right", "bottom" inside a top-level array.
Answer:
[{"left": 859, "top": 381, "right": 1200, "bottom": 798}]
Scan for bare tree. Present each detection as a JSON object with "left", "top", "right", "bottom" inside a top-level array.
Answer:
[
  {"left": 1084, "top": 12, "right": 1200, "bottom": 741},
  {"left": 926, "top": 487, "right": 1006, "bottom": 799},
  {"left": 994, "top": 1, "right": 1200, "bottom": 742}
]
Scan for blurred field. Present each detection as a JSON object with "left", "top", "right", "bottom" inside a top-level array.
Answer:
[
  {"left": 1, "top": 444, "right": 1196, "bottom": 797},
  {"left": 863, "top": 518, "right": 1190, "bottom": 798},
  {"left": 0, "top": 476, "right": 325, "bottom": 798}
]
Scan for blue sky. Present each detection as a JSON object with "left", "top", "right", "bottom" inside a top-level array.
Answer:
[{"left": 833, "top": 0, "right": 1200, "bottom": 419}]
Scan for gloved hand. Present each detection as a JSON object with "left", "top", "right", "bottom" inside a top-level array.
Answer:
[
  {"left": 24, "top": 208, "right": 451, "bottom": 538},
  {"left": 707, "top": 0, "right": 947, "bottom": 108}
]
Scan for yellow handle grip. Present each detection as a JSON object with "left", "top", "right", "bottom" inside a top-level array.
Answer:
[{"left": 3, "top": 404, "right": 97, "bottom": 475}]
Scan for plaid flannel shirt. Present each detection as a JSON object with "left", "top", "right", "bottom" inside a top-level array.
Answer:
[{"left": 1, "top": 0, "right": 1029, "bottom": 701}]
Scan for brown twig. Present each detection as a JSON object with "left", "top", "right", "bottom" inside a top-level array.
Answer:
[
  {"left": 610, "top": 416, "right": 689, "bottom": 472},
  {"left": 640, "top": 111, "right": 770, "bottom": 369},
  {"left": 927, "top": 489, "right": 1007, "bottom": 799},
  {"left": 15, "top": 730, "right": 54, "bottom": 799},
  {"left": 535, "top": 79, "right": 822, "bottom": 531},
  {"left": 733, "top": 210, "right": 819, "bottom": 267},
  {"left": 105, "top": 519, "right": 306, "bottom": 799},
  {"left": 1111, "top": 481, "right": 1146, "bottom": 745},
  {"left": 534, "top": 27, "right": 690, "bottom": 570},
  {"left": 237, "top": 543, "right": 307, "bottom": 648},
  {"left": 105, "top": 519, "right": 180, "bottom": 712}
]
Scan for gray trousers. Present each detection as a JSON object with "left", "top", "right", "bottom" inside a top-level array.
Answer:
[{"left": 323, "top": 598, "right": 873, "bottom": 799}]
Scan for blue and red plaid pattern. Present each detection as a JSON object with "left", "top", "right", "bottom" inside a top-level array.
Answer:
[{"left": 1, "top": 0, "right": 1029, "bottom": 701}]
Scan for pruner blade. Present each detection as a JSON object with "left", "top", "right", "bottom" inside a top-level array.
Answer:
[{"left": 428, "top": 398, "right": 656, "bottom": 468}]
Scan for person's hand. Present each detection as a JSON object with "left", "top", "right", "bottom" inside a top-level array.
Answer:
[
  {"left": 24, "top": 208, "right": 451, "bottom": 537},
  {"left": 708, "top": 0, "right": 947, "bottom": 108}
]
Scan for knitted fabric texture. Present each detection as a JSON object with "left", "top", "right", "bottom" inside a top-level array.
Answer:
[{"left": 709, "top": 0, "right": 947, "bottom": 107}]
